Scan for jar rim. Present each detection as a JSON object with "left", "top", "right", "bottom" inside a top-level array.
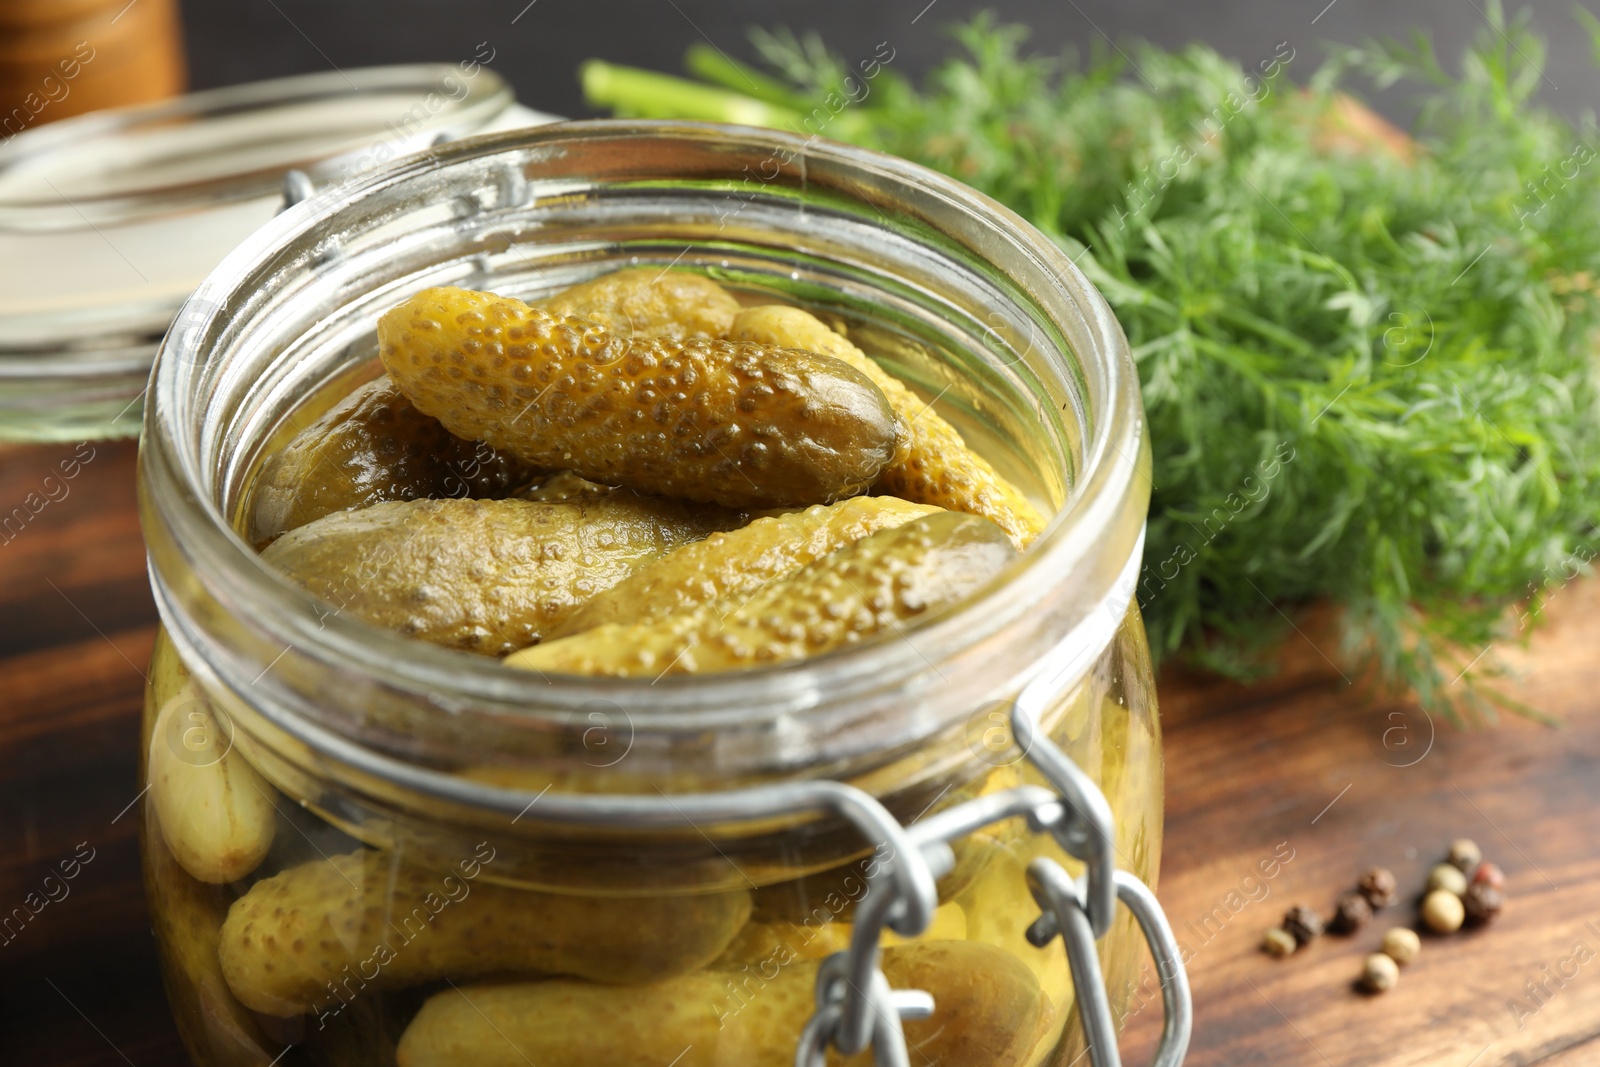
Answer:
[
  {"left": 141, "top": 119, "right": 1148, "bottom": 788},
  {"left": 0, "top": 64, "right": 526, "bottom": 444}
]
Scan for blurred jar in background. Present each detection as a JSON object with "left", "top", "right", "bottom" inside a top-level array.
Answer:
[{"left": 0, "top": 0, "right": 185, "bottom": 135}]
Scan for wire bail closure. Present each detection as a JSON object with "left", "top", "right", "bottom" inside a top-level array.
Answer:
[{"left": 794, "top": 690, "right": 1193, "bottom": 1067}]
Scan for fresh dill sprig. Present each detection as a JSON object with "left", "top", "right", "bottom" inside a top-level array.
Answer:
[{"left": 583, "top": 7, "right": 1600, "bottom": 722}]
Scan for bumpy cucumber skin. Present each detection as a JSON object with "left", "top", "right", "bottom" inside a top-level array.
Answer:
[
  {"left": 218, "top": 849, "right": 752, "bottom": 1016},
  {"left": 507, "top": 511, "right": 1016, "bottom": 676},
  {"left": 541, "top": 267, "right": 742, "bottom": 342},
  {"left": 729, "top": 305, "right": 1046, "bottom": 547},
  {"left": 378, "top": 287, "right": 901, "bottom": 509},
  {"left": 395, "top": 940, "right": 1047, "bottom": 1067},
  {"left": 550, "top": 495, "right": 941, "bottom": 638}
]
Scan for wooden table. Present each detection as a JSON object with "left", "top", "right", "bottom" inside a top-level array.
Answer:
[
  {"left": 1120, "top": 581, "right": 1600, "bottom": 1063},
  {"left": 1, "top": 437, "right": 1595, "bottom": 1066}
]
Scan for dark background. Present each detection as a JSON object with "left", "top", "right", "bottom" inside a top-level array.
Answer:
[{"left": 180, "top": 0, "right": 1600, "bottom": 124}]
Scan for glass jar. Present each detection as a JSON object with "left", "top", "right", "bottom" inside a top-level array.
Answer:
[{"left": 138, "top": 121, "right": 1183, "bottom": 1067}]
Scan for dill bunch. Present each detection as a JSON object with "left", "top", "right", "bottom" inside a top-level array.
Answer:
[{"left": 582, "top": 6, "right": 1600, "bottom": 722}]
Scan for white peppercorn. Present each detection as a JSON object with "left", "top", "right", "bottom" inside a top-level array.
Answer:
[
  {"left": 1262, "top": 927, "right": 1297, "bottom": 957},
  {"left": 1427, "top": 863, "right": 1468, "bottom": 896},
  {"left": 1422, "top": 888, "right": 1465, "bottom": 933},
  {"left": 1381, "top": 927, "right": 1420, "bottom": 964},
  {"left": 1362, "top": 951, "right": 1400, "bottom": 992},
  {"left": 1448, "top": 838, "right": 1482, "bottom": 873}
]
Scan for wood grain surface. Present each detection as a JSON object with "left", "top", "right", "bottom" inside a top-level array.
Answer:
[
  {"left": 0, "top": 437, "right": 1595, "bottom": 1066},
  {"left": 1120, "top": 584, "right": 1600, "bottom": 1064}
]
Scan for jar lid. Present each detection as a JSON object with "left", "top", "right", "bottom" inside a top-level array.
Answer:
[{"left": 0, "top": 63, "right": 553, "bottom": 441}]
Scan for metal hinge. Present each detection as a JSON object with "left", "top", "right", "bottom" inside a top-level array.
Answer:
[{"left": 793, "top": 688, "right": 1192, "bottom": 1067}]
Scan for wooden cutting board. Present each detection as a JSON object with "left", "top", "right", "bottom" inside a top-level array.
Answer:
[
  {"left": 1122, "top": 588, "right": 1600, "bottom": 1065},
  {"left": 0, "top": 436, "right": 1594, "bottom": 1066}
]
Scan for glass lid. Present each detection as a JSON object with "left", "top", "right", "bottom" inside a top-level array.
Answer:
[{"left": 0, "top": 63, "right": 551, "bottom": 442}]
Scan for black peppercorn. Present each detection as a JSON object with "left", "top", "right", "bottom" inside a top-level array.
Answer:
[
  {"left": 1463, "top": 881, "right": 1504, "bottom": 924},
  {"left": 1358, "top": 866, "right": 1397, "bottom": 908},
  {"left": 1283, "top": 904, "right": 1324, "bottom": 945},
  {"left": 1330, "top": 892, "right": 1373, "bottom": 934}
]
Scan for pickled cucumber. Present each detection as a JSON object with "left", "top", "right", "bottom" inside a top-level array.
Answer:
[
  {"left": 714, "top": 902, "right": 967, "bottom": 968},
  {"left": 261, "top": 496, "right": 746, "bottom": 655},
  {"left": 378, "top": 287, "right": 900, "bottom": 508},
  {"left": 217, "top": 849, "right": 752, "bottom": 1017},
  {"left": 712, "top": 915, "right": 851, "bottom": 967},
  {"left": 145, "top": 820, "right": 280, "bottom": 1066},
  {"left": 957, "top": 836, "right": 1073, "bottom": 1013},
  {"left": 748, "top": 833, "right": 990, "bottom": 929},
  {"left": 147, "top": 681, "right": 276, "bottom": 885},
  {"left": 729, "top": 305, "right": 1046, "bottom": 547},
  {"left": 395, "top": 940, "right": 1047, "bottom": 1067},
  {"left": 505, "top": 511, "right": 1016, "bottom": 677},
  {"left": 551, "top": 496, "right": 940, "bottom": 638},
  {"left": 541, "top": 267, "right": 741, "bottom": 341},
  {"left": 249, "top": 376, "right": 540, "bottom": 545}
]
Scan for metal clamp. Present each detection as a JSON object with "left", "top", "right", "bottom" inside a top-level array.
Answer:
[
  {"left": 794, "top": 696, "right": 1192, "bottom": 1067},
  {"left": 280, "top": 168, "right": 316, "bottom": 212}
]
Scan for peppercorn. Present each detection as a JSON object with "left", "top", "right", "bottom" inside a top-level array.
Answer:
[
  {"left": 1362, "top": 951, "right": 1400, "bottom": 992},
  {"left": 1463, "top": 881, "right": 1504, "bottom": 925},
  {"left": 1381, "top": 927, "right": 1421, "bottom": 965},
  {"left": 1448, "top": 838, "right": 1482, "bottom": 873},
  {"left": 1262, "top": 927, "right": 1297, "bottom": 958},
  {"left": 1426, "top": 862, "right": 1468, "bottom": 897},
  {"left": 1358, "top": 866, "right": 1398, "bottom": 908},
  {"left": 1282, "top": 904, "right": 1324, "bottom": 945},
  {"left": 1472, "top": 861, "right": 1505, "bottom": 889},
  {"left": 1421, "top": 889, "right": 1465, "bottom": 933},
  {"left": 1329, "top": 892, "right": 1372, "bottom": 934}
]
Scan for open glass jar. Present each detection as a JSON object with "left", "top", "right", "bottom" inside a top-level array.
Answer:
[{"left": 138, "top": 121, "right": 1186, "bottom": 1067}]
